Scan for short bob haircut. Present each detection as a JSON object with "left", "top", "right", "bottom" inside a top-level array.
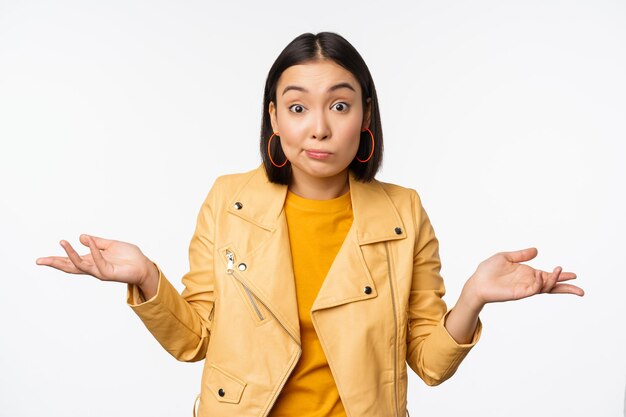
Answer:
[{"left": 260, "top": 31, "right": 383, "bottom": 184}]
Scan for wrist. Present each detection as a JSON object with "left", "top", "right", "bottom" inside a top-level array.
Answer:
[
  {"left": 139, "top": 259, "right": 159, "bottom": 288},
  {"left": 136, "top": 259, "right": 159, "bottom": 301},
  {"left": 460, "top": 276, "right": 486, "bottom": 313}
]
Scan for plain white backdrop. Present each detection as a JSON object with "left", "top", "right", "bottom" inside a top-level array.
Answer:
[{"left": 1, "top": 0, "right": 624, "bottom": 416}]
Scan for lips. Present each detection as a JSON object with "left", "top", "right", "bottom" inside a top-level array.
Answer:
[{"left": 305, "top": 149, "right": 332, "bottom": 159}]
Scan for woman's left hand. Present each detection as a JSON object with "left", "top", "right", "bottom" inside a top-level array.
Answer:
[{"left": 465, "top": 247, "right": 584, "bottom": 306}]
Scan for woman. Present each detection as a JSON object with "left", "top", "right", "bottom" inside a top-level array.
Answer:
[{"left": 35, "top": 32, "right": 584, "bottom": 417}]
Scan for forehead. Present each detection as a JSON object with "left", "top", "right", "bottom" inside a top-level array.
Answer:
[{"left": 277, "top": 60, "right": 361, "bottom": 96}]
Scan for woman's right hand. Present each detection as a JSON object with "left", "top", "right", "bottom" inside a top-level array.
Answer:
[{"left": 35, "top": 234, "right": 158, "bottom": 289}]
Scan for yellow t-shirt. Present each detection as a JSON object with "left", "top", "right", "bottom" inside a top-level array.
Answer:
[{"left": 268, "top": 189, "right": 353, "bottom": 417}]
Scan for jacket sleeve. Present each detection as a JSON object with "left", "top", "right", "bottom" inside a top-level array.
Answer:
[
  {"left": 125, "top": 179, "right": 220, "bottom": 363},
  {"left": 406, "top": 189, "right": 482, "bottom": 386}
]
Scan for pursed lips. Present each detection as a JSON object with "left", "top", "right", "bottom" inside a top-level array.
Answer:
[{"left": 304, "top": 149, "right": 333, "bottom": 159}]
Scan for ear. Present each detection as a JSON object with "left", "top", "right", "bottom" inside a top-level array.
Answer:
[
  {"left": 361, "top": 97, "right": 372, "bottom": 131},
  {"left": 268, "top": 101, "right": 278, "bottom": 133}
]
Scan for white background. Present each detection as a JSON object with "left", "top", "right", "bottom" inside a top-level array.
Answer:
[{"left": 1, "top": 1, "right": 624, "bottom": 416}]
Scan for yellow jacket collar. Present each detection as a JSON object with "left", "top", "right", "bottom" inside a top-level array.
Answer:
[{"left": 226, "top": 164, "right": 406, "bottom": 244}]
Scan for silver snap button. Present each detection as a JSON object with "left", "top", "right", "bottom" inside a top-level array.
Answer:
[
  {"left": 233, "top": 202, "right": 243, "bottom": 210},
  {"left": 238, "top": 263, "right": 247, "bottom": 271}
]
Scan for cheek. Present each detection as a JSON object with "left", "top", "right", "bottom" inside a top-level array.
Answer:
[
  {"left": 275, "top": 118, "right": 301, "bottom": 156},
  {"left": 336, "top": 115, "right": 364, "bottom": 143},
  {"left": 276, "top": 112, "right": 306, "bottom": 138}
]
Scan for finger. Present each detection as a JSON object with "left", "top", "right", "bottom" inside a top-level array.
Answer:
[
  {"left": 548, "top": 283, "right": 585, "bottom": 296},
  {"left": 556, "top": 271, "right": 577, "bottom": 282},
  {"left": 80, "top": 234, "right": 114, "bottom": 250},
  {"left": 35, "top": 256, "right": 84, "bottom": 274},
  {"left": 84, "top": 235, "right": 110, "bottom": 279},
  {"left": 528, "top": 269, "right": 544, "bottom": 297},
  {"left": 60, "top": 239, "right": 97, "bottom": 276},
  {"left": 36, "top": 256, "right": 54, "bottom": 266},
  {"left": 502, "top": 247, "right": 538, "bottom": 264},
  {"left": 542, "top": 266, "right": 562, "bottom": 293}
]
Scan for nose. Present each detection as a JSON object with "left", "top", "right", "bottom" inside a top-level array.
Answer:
[{"left": 311, "top": 110, "right": 330, "bottom": 140}]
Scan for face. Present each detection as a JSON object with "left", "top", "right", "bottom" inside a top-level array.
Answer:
[{"left": 268, "top": 59, "right": 371, "bottom": 185}]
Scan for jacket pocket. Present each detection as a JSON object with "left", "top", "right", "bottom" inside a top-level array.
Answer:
[{"left": 206, "top": 364, "right": 247, "bottom": 404}]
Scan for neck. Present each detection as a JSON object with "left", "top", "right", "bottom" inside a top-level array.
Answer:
[{"left": 288, "top": 169, "right": 350, "bottom": 200}]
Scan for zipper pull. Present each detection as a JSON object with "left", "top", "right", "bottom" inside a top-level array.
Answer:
[{"left": 225, "top": 249, "right": 235, "bottom": 274}]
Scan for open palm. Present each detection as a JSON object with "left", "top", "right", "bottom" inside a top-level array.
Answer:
[
  {"left": 470, "top": 247, "right": 584, "bottom": 305},
  {"left": 36, "top": 234, "right": 153, "bottom": 286}
]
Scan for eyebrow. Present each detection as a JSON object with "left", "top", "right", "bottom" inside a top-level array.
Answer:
[{"left": 281, "top": 82, "right": 356, "bottom": 96}]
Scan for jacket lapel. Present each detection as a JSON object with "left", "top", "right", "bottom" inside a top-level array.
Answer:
[
  {"left": 223, "top": 164, "right": 407, "bottom": 342},
  {"left": 311, "top": 173, "right": 406, "bottom": 312}
]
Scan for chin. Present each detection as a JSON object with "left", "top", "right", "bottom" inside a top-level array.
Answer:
[{"left": 301, "top": 163, "right": 348, "bottom": 179}]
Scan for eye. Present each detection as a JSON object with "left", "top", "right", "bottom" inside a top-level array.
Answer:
[
  {"left": 332, "top": 102, "right": 350, "bottom": 112},
  {"left": 288, "top": 104, "right": 305, "bottom": 113}
]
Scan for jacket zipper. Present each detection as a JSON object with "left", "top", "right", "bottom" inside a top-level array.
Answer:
[
  {"left": 226, "top": 249, "right": 264, "bottom": 321},
  {"left": 385, "top": 242, "right": 400, "bottom": 417},
  {"left": 223, "top": 249, "right": 302, "bottom": 417}
]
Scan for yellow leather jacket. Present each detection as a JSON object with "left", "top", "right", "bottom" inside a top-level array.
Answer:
[{"left": 127, "top": 163, "right": 482, "bottom": 417}]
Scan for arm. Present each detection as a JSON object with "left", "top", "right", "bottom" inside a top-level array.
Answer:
[
  {"left": 405, "top": 190, "right": 482, "bottom": 386},
  {"left": 406, "top": 191, "right": 584, "bottom": 384},
  {"left": 126, "top": 179, "right": 220, "bottom": 363},
  {"left": 444, "top": 282, "right": 484, "bottom": 345}
]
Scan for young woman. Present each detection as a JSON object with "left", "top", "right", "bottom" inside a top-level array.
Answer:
[{"left": 36, "top": 32, "right": 584, "bottom": 417}]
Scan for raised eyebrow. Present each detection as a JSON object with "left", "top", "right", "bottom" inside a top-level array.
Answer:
[
  {"left": 281, "top": 82, "right": 356, "bottom": 96},
  {"left": 328, "top": 82, "right": 356, "bottom": 94}
]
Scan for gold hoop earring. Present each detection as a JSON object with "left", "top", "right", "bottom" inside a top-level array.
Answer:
[
  {"left": 356, "top": 128, "right": 375, "bottom": 163},
  {"left": 267, "top": 132, "right": 288, "bottom": 168}
]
